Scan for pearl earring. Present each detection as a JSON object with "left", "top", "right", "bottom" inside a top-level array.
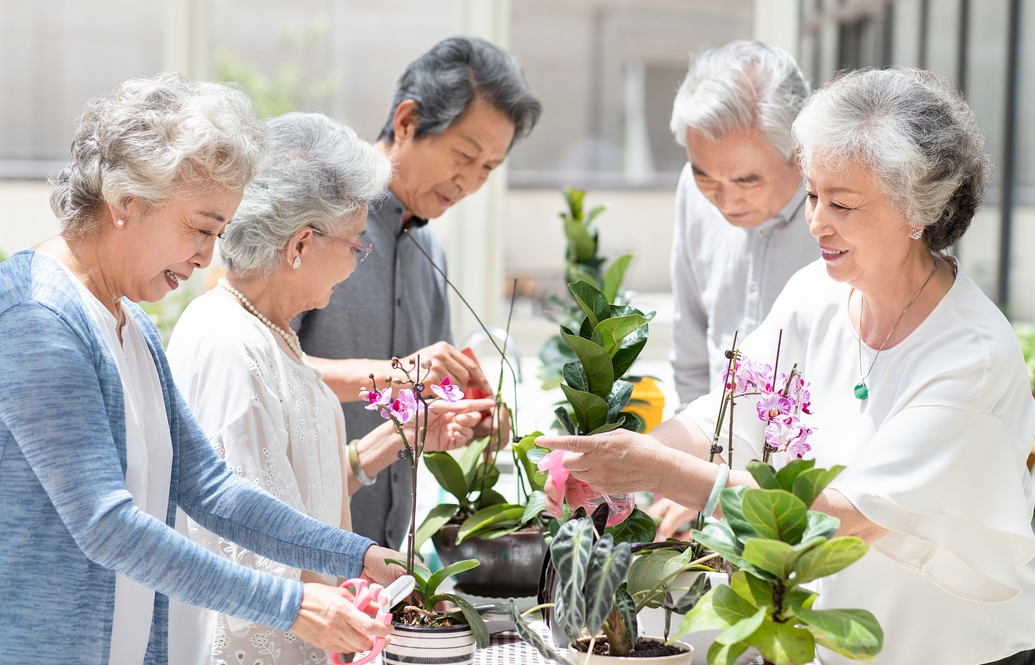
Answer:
[
  {"left": 910, "top": 228, "right": 922, "bottom": 240},
  {"left": 116, "top": 219, "right": 125, "bottom": 227},
  {"left": 293, "top": 256, "right": 302, "bottom": 269}
]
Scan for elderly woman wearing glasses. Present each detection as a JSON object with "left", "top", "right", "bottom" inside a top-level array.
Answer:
[{"left": 166, "top": 112, "right": 491, "bottom": 665}]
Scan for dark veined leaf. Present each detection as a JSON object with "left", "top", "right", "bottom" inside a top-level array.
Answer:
[
  {"left": 775, "top": 458, "right": 817, "bottom": 493},
  {"left": 521, "top": 490, "right": 547, "bottom": 524},
  {"left": 730, "top": 570, "right": 774, "bottom": 609},
  {"left": 511, "top": 599, "right": 572, "bottom": 665},
  {"left": 448, "top": 594, "right": 490, "bottom": 648},
  {"left": 802, "top": 511, "right": 841, "bottom": 542},
  {"left": 746, "top": 461, "right": 780, "bottom": 490},
  {"left": 551, "top": 518, "right": 595, "bottom": 631},
  {"left": 555, "top": 406, "right": 577, "bottom": 435},
  {"left": 742, "top": 539, "right": 802, "bottom": 579},
  {"left": 794, "top": 607, "right": 883, "bottom": 659},
  {"left": 457, "top": 505, "right": 526, "bottom": 543},
  {"left": 560, "top": 329, "right": 614, "bottom": 399},
  {"left": 707, "top": 640, "right": 751, "bottom": 665},
  {"left": 673, "top": 572, "right": 712, "bottom": 614},
  {"left": 426, "top": 559, "right": 480, "bottom": 597},
  {"left": 740, "top": 488, "right": 808, "bottom": 544},
  {"left": 563, "top": 361, "right": 590, "bottom": 393},
  {"left": 588, "top": 422, "right": 624, "bottom": 435},
  {"left": 609, "top": 507, "right": 657, "bottom": 544},
  {"left": 584, "top": 537, "right": 632, "bottom": 636},
  {"left": 617, "top": 410, "right": 645, "bottom": 433},
  {"left": 602, "top": 254, "right": 633, "bottom": 302},
  {"left": 718, "top": 485, "right": 759, "bottom": 541},
  {"left": 606, "top": 380, "right": 634, "bottom": 422},
  {"left": 792, "top": 537, "right": 869, "bottom": 587},
  {"left": 560, "top": 385, "right": 610, "bottom": 434},
  {"left": 792, "top": 465, "right": 846, "bottom": 508},
  {"left": 592, "top": 313, "right": 654, "bottom": 356},
  {"left": 715, "top": 607, "right": 766, "bottom": 646},
  {"left": 564, "top": 219, "right": 597, "bottom": 265},
  {"left": 457, "top": 436, "right": 492, "bottom": 482},
  {"left": 746, "top": 620, "right": 816, "bottom": 665},
  {"left": 468, "top": 462, "right": 500, "bottom": 493},
  {"left": 568, "top": 281, "right": 611, "bottom": 329},
  {"left": 610, "top": 325, "right": 649, "bottom": 380},
  {"left": 615, "top": 585, "right": 639, "bottom": 644},
  {"left": 414, "top": 503, "right": 458, "bottom": 554},
  {"left": 423, "top": 452, "right": 468, "bottom": 504}
]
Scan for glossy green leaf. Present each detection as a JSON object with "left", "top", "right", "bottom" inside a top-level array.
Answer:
[
  {"left": 563, "top": 361, "right": 590, "bottom": 393},
  {"left": 423, "top": 452, "right": 468, "bottom": 504},
  {"left": 584, "top": 536, "right": 632, "bottom": 636},
  {"left": 415, "top": 503, "right": 458, "bottom": 553},
  {"left": 784, "top": 587, "right": 818, "bottom": 612},
  {"left": 474, "top": 523, "right": 525, "bottom": 540},
  {"left": 555, "top": 406, "right": 577, "bottom": 435},
  {"left": 730, "top": 570, "right": 774, "bottom": 609},
  {"left": 551, "top": 518, "right": 595, "bottom": 631},
  {"left": 602, "top": 254, "right": 633, "bottom": 302},
  {"left": 458, "top": 436, "right": 492, "bottom": 481},
  {"left": 710, "top": 584, "right": 761, "bottom": 626},
  {"left": 795, "top": 607, "right": 883, "bottom": 659},
  {"left": 567, "top": 263, "right": 604, "bottom": 291},
  {"left": 468, "top": 462, "right": 500, "bottom": 493},
  {"left": 457, "top": 505, "right": 526, "bottom": 544},
  {"left": 606, "top": 380, "right": 634, "bottom": 422},
  {"left": 627, "top": 549, "right": 684, "bottom": 599},
  {"left": 673, "top": 572, "right": 712, "bottom": 614},
  {"left": 588, "top": 422, "right": 624, "bottom": 435},
  {"left": 775, "top": 458, "right": 816, "bottom": 492},
  {"left": 585, "top": 203, "right": 607, "bottom": 225},
  {"left": 477, "top": 488, "right": 508, "bottom": 509},
  {"left": 513, "top": 432, "right": 549, "bottom": 492},
  {"left": 741, "top": 488, "right": 808, "bottom": 544},
  {"left": 615, "top": 585, "right": 638, "bottom": 644},
  {"left": 802, "top": 511, "right": 841, "bottom": 542},
  {"left": 426, "top": 559, "right": 480, "bottom": 597},
  {"left": 610, "top": 325, "right": 648, "bottom": 380},
  {"left": 511, "top": 599, "right": 572, "bottom": 665},
  {"left": 592, "top": 314, "right": 654, "bottom": 356},
  {"left": 792, "top": 537, "right": 869, "bottom": 587},
  {"left": 560, "top": 385, "right": 610, "bottom": 434},
  {"left": 568, "top": 281, "right": 611, "bottom": 328},
  {"left": 716, "top": 607, "right": 766, "bottom": 646},
  {"left": 564, "top": 186, "right": 585, "bottom": 220},
  {"left": 521, "top": 490, "right": 547, "bottom": 524},
  {"left": 718, "top": 485, "right": 758, "bottom": 541},
  {"left": 690, "top": 522, "right": 747, "bottom": 569},
  {"left": 746, "top": 620, "right": 816, "bottom": 665},
  {"left": 742, "top": 539, "right": 800, "bottom": 579},
  {"left": 747, "top": 461, "right": 780, "bottom": 490},
  {"left": 450, "top": 594, "right": 491, "bottom": 648},
  {"left": 564, "top": 220, "right": 597, "bottom": 264},
  {"left": 792, "top": 465, "right": 846, "bottom": 508},
  {"left": 386, "top": 558, "right": 426, "bottom": 589},
  {"left": 670, "top": 588, "right": 730, "bottom": 639},
  {"left": 707, "top": 640, "right": 751, "bottom": 665},
  {"left": 610, "top": 507, "right": 657, "bottom": 544},
  {"left": 560, "top": 329, "right": 614, "bottom": 398}
]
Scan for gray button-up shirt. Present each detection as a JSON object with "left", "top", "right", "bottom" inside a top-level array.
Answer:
[
  {"left": 295, "top": 189, "right": 451, "bottom": 548},
  {"left": 670, "top": 162, "right": 818, "bottom": 411}
]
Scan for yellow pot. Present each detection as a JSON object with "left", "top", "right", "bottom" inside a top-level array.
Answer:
[{"left": 626, "top": 376, "right": 665, "bottom": 432}]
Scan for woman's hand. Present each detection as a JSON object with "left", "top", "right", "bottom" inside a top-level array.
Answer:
[
  {"left": 360, "top": 545, "right": 407, "bottom": 585},
  {"left": 289, "top": 583, "right": 391, "bottom": 653},
  {"left": 647, "top": 498, "right": 696, "bottom": 541},
  {"left": 422, "top": 398, "right": 496, "bottom": 453},
  {"left": 535, "top": 430, "right": 671, "bottom": 496}
]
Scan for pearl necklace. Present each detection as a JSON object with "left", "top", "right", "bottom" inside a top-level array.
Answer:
[{"left": 219, "top": 278, "right": 305, "bottom": 361}]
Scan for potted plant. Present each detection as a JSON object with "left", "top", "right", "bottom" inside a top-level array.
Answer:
[{"left": 510, "top": 510, "right": 708, "bottom": 663}]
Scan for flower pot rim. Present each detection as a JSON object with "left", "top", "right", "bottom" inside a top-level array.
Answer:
[
  {"left": 570, "top": 637, "right": 694, "bottom": 660},
  {"left": 437, "top": 522, "right": 546, "bottom": 536},
  {"left": 391, "top": 620, "right": 475, "bottom": 634}
]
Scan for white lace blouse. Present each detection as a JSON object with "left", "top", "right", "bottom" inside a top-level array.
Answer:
[{"left": 166, "top": 288, "right": 351, "bottom": 665}]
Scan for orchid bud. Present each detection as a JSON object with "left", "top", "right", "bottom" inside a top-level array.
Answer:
[
  {"left": 409, "top": 357, "right": 417, "bottom": 366},
  {"left": 421, "top": 359, "right": 432, "bottom": 369},
  {"left": 384, "top": 375, "right": 393, "bottom": 385}
]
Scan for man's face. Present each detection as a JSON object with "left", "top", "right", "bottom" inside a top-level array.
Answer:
[
  {"left": 685, "top": 126, "right": 803, "bottom": 229},
  {"left": 388, "top": 99, "right": 515, "bottom": 220}
]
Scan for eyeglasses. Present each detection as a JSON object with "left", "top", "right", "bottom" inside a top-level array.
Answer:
[{"left": 312, "top": 228, "right": 373, "bottom": 263}]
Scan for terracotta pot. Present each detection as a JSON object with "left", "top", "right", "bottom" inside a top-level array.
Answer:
[
  {"left": 568, "top": 639, "right": 694, "bottom": 664},
  {"left": 433, "top": 524, "right": 547, "bottom": 597},
  {"left": 382, "top": 622, "right": 476, "bottom": 665}
]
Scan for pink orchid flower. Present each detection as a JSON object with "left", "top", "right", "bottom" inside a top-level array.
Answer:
[
  {"left": 364, "top": 387, "right": 393, "bottom": 412},
  {"left": 431, "top": 376, "right": 464, "bottom": 403},
  {"left": 536, "top": 450, "right": 633, "bottom": 527},
  {"left": 385, "top": 388, "right": 422, "bottom": 424},
  {"left": 756, "top": 392, "right": 793, "bottom": 423}
]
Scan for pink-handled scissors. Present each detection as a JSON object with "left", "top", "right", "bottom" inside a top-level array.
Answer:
[{"left": 330, "top": 574, "right": 416, "bottom": 665}]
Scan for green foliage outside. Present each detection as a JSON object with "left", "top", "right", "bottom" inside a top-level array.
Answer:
[{"left": 1014, "top": 323, "right": 1035, "bottom": 392}]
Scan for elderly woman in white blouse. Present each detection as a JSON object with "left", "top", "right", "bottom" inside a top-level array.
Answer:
[
  {"left": 538, "top": 69, "right": 1035, "bottom": 665},
  {"left": 167, "top": 113, "right": 492, "bottom": 665}
]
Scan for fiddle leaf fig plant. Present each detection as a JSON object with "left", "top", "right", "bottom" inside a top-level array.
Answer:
[{"left": 671, "top": 460, "right": 883, "bottom": 665}]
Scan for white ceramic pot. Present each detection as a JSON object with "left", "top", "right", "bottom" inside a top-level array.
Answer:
[
  {"left": 381, "top": 623, "right": 477, "bottom": 665},
  {"left": 637, "top": 572, "right": 734, "bottom": 665},
  {"left": 568, "top": 639, "right": 694, "bottom": 664}
]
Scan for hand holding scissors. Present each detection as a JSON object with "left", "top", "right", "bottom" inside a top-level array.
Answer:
[{"left": 331, "top": 575, "right": 416, "bottom": 665}]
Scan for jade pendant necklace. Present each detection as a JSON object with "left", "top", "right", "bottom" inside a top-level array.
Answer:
[{"left": 853, "top": 257, "right": 938, "bottom": 400}]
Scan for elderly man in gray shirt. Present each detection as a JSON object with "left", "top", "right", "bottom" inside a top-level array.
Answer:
[
  {"left": 651, "top": 41, "right": 819, "bottom": 538},
  {"left": 295, "top": 37, "right": 541, "bottom": 548}
]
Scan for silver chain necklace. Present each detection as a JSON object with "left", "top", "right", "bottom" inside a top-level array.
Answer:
[
  {"left": 853, "top": 257, "right": 938, "bottom": 400},
  {"left": 218, "top": 278, "right": 305, "bottom": 361}
]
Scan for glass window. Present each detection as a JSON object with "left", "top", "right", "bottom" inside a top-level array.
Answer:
[
  {"left": 924, "top": 0, "right": 963, "bottom": 79},
  {"left": 891, "top": 0, "right": 923, "bottom": 66}
]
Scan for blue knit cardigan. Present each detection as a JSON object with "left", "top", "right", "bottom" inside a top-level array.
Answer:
[{"left": 0, "top": 251, "right": 375, "bottom": 665}]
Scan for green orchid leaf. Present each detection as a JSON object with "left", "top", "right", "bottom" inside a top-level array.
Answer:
[
  {"left": 592, "top": 313, "right": 654, "bottom": 356},
  {"left": 775, "top": 459, "right": 817, "bottom": 493},
  {"left": 746, "top": 461, "right": 780, "bottom": 490},
  {"left": 415, "top": 503, "right": 458, "bottom": 554},
  {"left": 602, "top": 254, "right": 633, "bottom": 302},
  {"left": 555, "top": 406, "right": 578, "bottom": 435},
  {"left": 563, "top": 361, "right": 590, "bottom": 393},
  {"left": 423, "top": 452, "right": 468, "bottom": 504},
  {"left": 569, "top": 281, "right": 611, "bottom": 328},
  {"left": 426, "top": 559, "right": 480, "bottom": 597},
  {"left": 468, "top": 462, "right": 500, "bottom": 493},
  {"left": 560, "top": 385, "right": 610, "bottom": 434},
  {"left": 617, "top": 410, "right": 645, "bottom": 433},
  {"left": 609, "top": 507, "right": 657, "bottom": 544},
  {"left": 715, "top": 607, "right": 766, "bottom": 646},
  {"left": 458, "top": 436, "right": 492, "bottom": 481},
  {"left": 588, "top": 422, "right": 624, "bottom": 435},
  {"left": 521, "top": 490, "right": 547, "bottom": 524},
  {"left": 473, "top": 523, "right": 526, "bottom": 540},
  {"left": 792, "top": 537, "right": 869, "bottom": 587},
  {"left": 585, "top": 203, "right": 607, "bottom": 225},
  {"left": 552, "top": 517, "right": 595, "bottom": 631},
  {"left": 746, "top": 620, "right": 816, "bottom": 665},
  {"left": 560, "top": 329, "right": 614, "bottom": 399},
  {"left": 511, "top": 599, "right": 572, "bottom": 665},
  {"left": 792, "top": 465, "right": 846, "bottom": 508},
  {"left": 584, "top": 536, "right": 632, "bottom": 636},
  {"left": 741, "top": 488, "right": 808, "bottom": 544},
  {"left": 730, "top": 570, "right": 774, "bottom": 609},
  {"left": 707, "top": 640, "right": 751, "bottom": 665},
  {"left": 615, "top": 585, "right": 639, "bottom": 644},
  {"left": 673, "top": 572, "right": 712, "bottom": 614},
  {"left": 387, "top": 558, "right": 427, "bottom": 590},
  {"left": 606, "top": 380, "right": 634, "bottom": 422},
  {"left": 718, "top": 485, "right": 759, "bottom": 541},
  {"left": 450, "top": 594, "right": 491, "bottom": 648},
  {"left": 742, "top": 539, "right": 801, "bottom": 579},
  {"left": 564, "top": 220, "right": 597, "bottom": 265},
  {"left": 477, "top": 488, "right": 508, "bottom": 509},
  {"left": 457, "top": 504, "right": 526, "bottom": 544},
  {"left": 802, "top": 511, "right": 841, "bottom": 542},
  {"left": 610, "top": 325, "right": 648, "bottom": 380},
  {"left": 795, "top": 607, "right": 883, "bottom": 659}
]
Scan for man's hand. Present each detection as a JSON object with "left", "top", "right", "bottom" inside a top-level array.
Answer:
[
  {"left": 409, "top": 342, "right": 492, "bottom": 395},
  {"left": 646, "top": 498, "right": 696, "bottom": 541}
]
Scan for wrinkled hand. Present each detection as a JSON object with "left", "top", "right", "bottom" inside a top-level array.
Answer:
[
  {"left": 535, "top": 430, "right": 665, "bottom": 496},
  {"left": 423, "top": 398, "right": 496, "bottom": 453},
  {"left": 471, "top": 403, "right": 511, "bottom": 450},
  {"left": 409, "top": 342, "right": 492, "bottom": 394},
  {"left": 360, "top": 545, "right": 408, "bottom": 585},
  {"left": 647, "top": 498, "right": 695, "bottom": 541},
  {"left": 289, "top": 583, "right": 391, "bottom": 653}
]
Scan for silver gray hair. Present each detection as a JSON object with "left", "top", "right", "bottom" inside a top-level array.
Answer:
[
  {"left": 670, "top": 40, "right": 809, "bottom": 159},
  {"left": 51, "top": 73, "right": 264, "bottom": 234},
  {"left": 793, "top": 68, "right": 990, "bottom": 252},
  {"left": 219, "top": 112, "right": 392, "bottom": 276}
]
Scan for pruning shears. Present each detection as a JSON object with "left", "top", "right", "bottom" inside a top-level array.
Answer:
[{"left": 330, "top": 574, "right": 416, "bottom": 665}]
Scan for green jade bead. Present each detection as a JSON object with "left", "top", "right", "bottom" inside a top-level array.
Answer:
[{"left": 854, "top": 381, "right": 869, "bottom": 400}]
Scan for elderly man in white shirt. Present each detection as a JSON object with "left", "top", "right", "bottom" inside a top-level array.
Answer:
[{"left": 651, "top": 40, "right": 819, "bottom": 538}]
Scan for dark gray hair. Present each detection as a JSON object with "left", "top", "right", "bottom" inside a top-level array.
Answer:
[
  {"left": 793, "top": 68, "right": 990, "bottom": 252},
  {"left": 670, "top": 40, "right": 809, "bottom": 159},
  {"left": 51, "top": 73, "right": 264, "bottom": 235},
  {"left": 377, "top": 36, "right": 541, "bottom": 147},
  {"left": 219, "top": 113, "right": 392, "bottom": 276}
]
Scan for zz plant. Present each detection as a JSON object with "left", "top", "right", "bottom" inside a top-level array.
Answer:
[{"left": 671, "top": 460, "right": 883, "bottom": 665}]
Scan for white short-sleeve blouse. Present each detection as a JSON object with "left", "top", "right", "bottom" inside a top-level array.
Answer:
[{"left": 682, "top": 259, "right": 1035, "bottom": 665}]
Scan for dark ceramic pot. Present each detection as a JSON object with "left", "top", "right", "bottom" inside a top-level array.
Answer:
[{"left": 432, "top": 524, "right": 547, "bottom": 597}]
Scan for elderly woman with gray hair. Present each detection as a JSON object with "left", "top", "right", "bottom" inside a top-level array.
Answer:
[
  {"left": 166, "top": 112, "right": 491, "bottom": 665},
  {"left": 0, "top": 75, "right": 413, "bottom": 665},
  {"left": 538, "top": 68, "right": 1035, "bottom": 665}
]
